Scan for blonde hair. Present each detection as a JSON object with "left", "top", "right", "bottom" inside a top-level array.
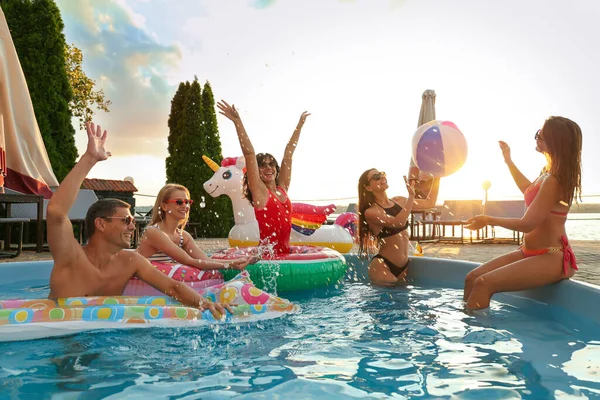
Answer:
[{"left": 149, "top": 184, "right": 191, "bottom": 230}]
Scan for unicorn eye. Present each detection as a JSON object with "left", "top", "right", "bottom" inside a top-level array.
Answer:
[{"left": 222, "top": 170, "right": 232, "bottom": 180}]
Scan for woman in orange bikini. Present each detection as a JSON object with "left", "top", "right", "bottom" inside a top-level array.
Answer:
[
  {"left": 357, "top": 170, "right": 440, "bottom": 285},
  {"left": 464, "top": 116, "right": 582, "bottom": 310}
]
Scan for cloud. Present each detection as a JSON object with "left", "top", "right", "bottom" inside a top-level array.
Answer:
[{"left": 56, "top": 0, "right": 182, "bottom": 158}]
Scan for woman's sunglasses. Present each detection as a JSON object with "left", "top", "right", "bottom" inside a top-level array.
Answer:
[
  {"left": 103, "top": 215, "right": 136, "bottom": 226},
  {"left": 535, "top": 129, "right": 542, "bottom": 141},
  {"left": 165, "top": 199, "right": 194, "bottom": 206},
  {"left": 259, "top": 161, "right": 277, "bottom": 169},
  {"left": 369, "top": 171, "right": 386, "bottom": 182}
]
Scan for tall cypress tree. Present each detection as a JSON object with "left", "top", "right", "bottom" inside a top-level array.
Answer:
[
  {"left": 199, "top": 81, "right": 233, "bottom": 237},
  {"left": 166, "top": 81, "right": 190, "bottom": 183},
  {"left": 172, "top": 78, "right": 206, "bottom": 231},
  {"left": 2, "top": 0, "right": 77, "bottom": 182},
  {"left": 165, "top": 78, "right": 232, "bottom": 237}
]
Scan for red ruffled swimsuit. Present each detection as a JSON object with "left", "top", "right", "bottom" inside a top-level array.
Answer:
[{"left": 255, "top": 187, "right": 292, "bottom": 254}]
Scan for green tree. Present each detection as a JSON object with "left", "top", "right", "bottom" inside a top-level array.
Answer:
[
  {"left": 166, "top": 81, "right": 190, "bottom": 183},
  {"left": 199, "top": 81, "right": 234, "bottom": 237},
  {"left": 64, "top": 43, "right": 111, "bottom": 129},
  {"left": 171, "top": 78, "right": 206, "bottom": 232},
  {"left": 165, "top": 78, "right": 233, "bottom": 238},
  {"left": 2, "top": 0, "right": 76, "bottom": 182}
]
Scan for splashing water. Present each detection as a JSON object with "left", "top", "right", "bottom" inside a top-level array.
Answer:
[{"left": 254, "top": 240, "right": 280, "bottom": 295}]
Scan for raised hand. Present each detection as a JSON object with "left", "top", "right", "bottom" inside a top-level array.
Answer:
[
  {"left": 298, "top": 111, "right": 311, "bottom": 125},
  {"left": 217, "top": 100, "right": 241, "bottom": 122},
  {"left": 464, "top": 215, "right": 489, "bottom": 230},
  {"left": 403, "top": 175, "right": 416, "bottom": 198},
  {"left": 85, "top": 122, "right": 111, "bottom": 162},
  {"left": 498, "top": 141, "right": 511, "bottom": 163}
]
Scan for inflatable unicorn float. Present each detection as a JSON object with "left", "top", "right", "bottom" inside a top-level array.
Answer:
[{"left": 202, "top": 155, "right": 357, "bottom": 254}]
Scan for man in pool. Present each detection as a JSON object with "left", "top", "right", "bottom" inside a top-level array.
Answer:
[{"left": 46, "top": 122, "right": 230, "bottom": 319}]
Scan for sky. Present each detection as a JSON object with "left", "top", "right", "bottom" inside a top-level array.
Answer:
[{"left": 54, "top": 0, "right": 600, "bottom": 207}]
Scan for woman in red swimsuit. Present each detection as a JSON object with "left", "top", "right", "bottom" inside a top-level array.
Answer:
[
  {"left": 464, "top": 116, "right": 582, "bottom": 310},
  {"left": 217, "top": 100, "right": 310, "bottom": 254},
  {"left": 357, "top": 170, "right": 440, "bottom": 285}
]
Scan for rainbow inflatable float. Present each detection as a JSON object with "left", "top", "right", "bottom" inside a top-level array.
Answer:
[
  {"left": 0, "top": 272, "right": 298, "bottom": 342},
  {"left": 202, "top": 155, "right": 356, "bottom": 253}
]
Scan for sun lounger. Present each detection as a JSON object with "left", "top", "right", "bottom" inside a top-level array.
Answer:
[
  {"left": 0, "top": 217, "right": 30, "bottom": 258},
  {"left": 482, "top": 200, "right": 525, "bottom": 244},
  {"left": 6, "top": 188, "right": 98, "bottom": 245},
  {"left": 418, "top": 200, "right": 483, "bottom": 243}
]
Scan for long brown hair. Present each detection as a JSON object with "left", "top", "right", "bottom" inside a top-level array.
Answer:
[
  {"left": 357, "top": 168, "right": 379, "bottom": 257},
  {"left": 149, "top": 184, "right": 191, "bottom": 230},
  {"left": 541, "top": 116, "right": 583, "bottom": 205}
]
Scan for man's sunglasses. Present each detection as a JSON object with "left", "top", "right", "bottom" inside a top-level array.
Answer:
[
  {"left": 165, "top": 199, "right": 194, "bottom": 206},
  {"left": 369, "top": 171, "right": 386, "bottom": 182},
  {"left": 103, "top": 215, "right": 136, "bottom": 226},
  {"left": 535, "top": 129, "right": 542, "bottom": 141}
]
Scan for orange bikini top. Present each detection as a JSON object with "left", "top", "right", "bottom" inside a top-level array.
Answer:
[{"left": 524, "top": 174, "right": 568, "bottom": 216}]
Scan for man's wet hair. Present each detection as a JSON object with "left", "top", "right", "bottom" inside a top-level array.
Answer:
[{"left": 85, "top": 198, "right": 131, "bottom": 237}]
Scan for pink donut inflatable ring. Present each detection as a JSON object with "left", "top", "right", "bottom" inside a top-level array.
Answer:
[
  {"left": 211, "top": 245, "right": 348, "bottom": 293},
  {"left": 123, "top": 261, "right": 224, "bottom": 296}
]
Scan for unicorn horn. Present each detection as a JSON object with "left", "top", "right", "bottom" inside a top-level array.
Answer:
[{"left": 202, "top": 155, "right": 219, "bottom": 172}]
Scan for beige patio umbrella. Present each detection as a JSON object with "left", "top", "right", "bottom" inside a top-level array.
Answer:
[
  {"left": 408, "top": 89, "right": 436, "bottom": 181},
  {"left": 0, "top": 6, "right": 58, "bottom": 198},
  {"left": 408, "top": 89, "right": 440, "bottom": 204}
]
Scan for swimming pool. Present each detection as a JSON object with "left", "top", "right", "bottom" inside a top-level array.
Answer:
[{"left": 1, "top": 257, "right": 599, "bottom": 398}]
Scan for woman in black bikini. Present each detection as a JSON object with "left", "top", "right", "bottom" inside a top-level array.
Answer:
[{"left": 357, "top": 169, "right": 439, "bottom": 284}]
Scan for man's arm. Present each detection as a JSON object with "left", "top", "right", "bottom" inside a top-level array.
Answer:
[
  {"left": 47, "top": 123, "right": 109, "bottom": 265},
  {"left": 133, "top": 254, "right": 230, "bottom": 319}
]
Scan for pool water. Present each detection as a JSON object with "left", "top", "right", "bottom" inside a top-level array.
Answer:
[{"left": 1, "top": 278, "right": 599, "bottom": 399}]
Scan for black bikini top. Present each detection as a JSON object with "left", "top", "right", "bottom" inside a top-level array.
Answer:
[{"left": 375, "top": 201, "right": 409, "bottom": 238}]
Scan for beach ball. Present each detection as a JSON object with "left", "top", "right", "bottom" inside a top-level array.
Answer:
[{"left": 411, "top": 120, "right": 468, "bottom": 178}]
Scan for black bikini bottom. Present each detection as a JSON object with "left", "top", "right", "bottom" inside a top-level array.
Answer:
[{"left": 372, "top": 254, "right": 409, "bottom": 276}]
